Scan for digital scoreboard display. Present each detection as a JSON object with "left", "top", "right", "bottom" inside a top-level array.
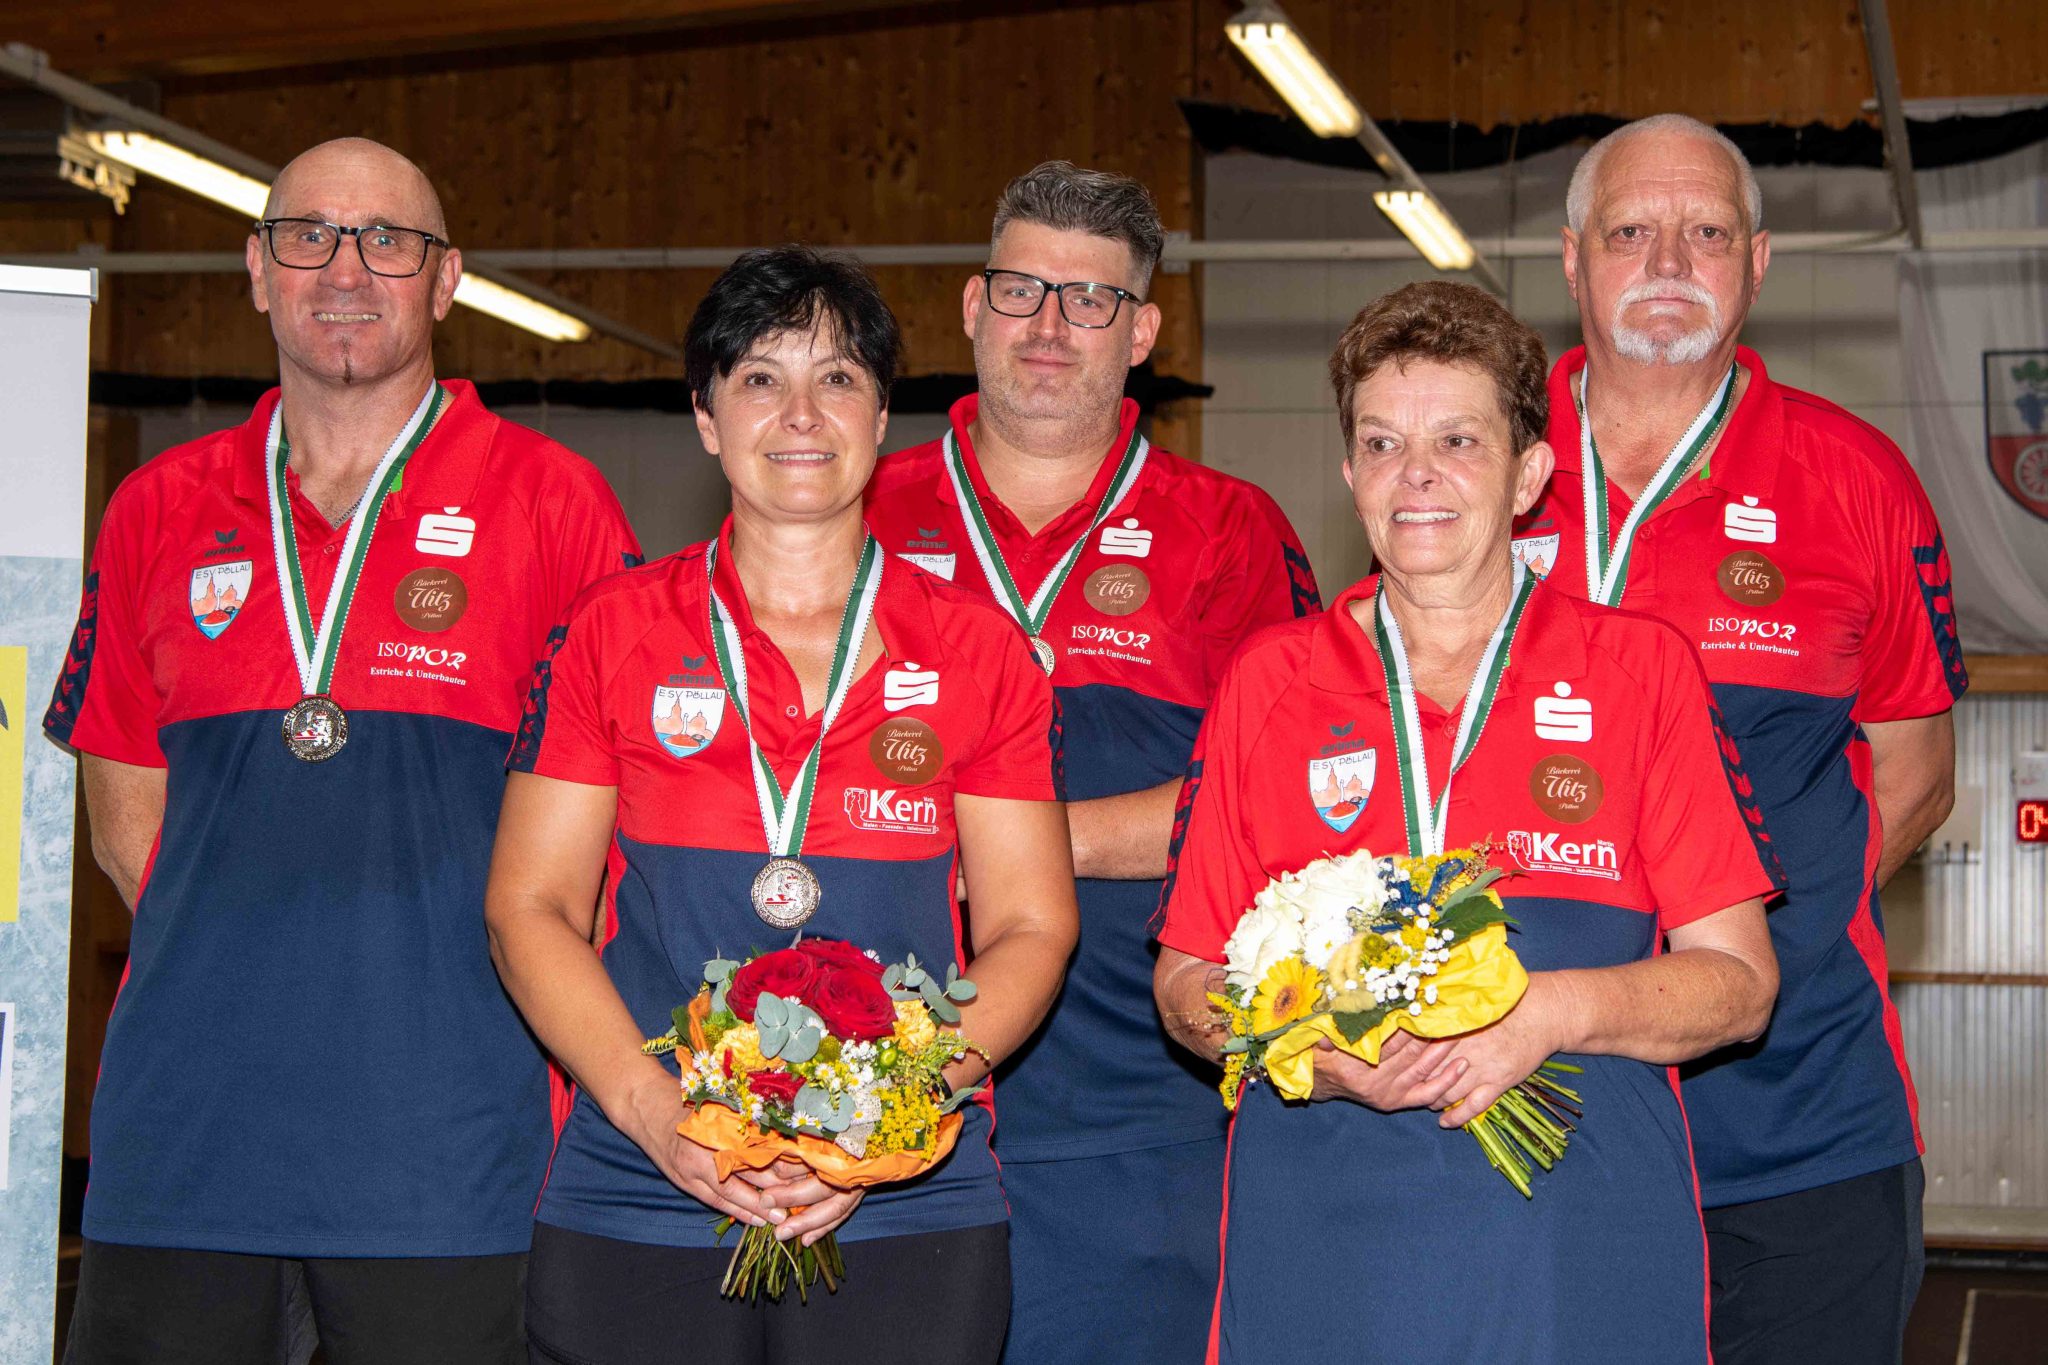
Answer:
[{"left": 2021, "top": 799, "right": 2048, "bottom": 845}]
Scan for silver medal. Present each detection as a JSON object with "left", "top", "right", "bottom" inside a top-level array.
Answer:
[
  {"left": 1030, "top": 635, "right": 1056, "bottom": 676},
  {"left": 752, "top": 856, "right": 822, "bottom": 929},
  {"left": 282, "top": 695, "right": 349, "bottom": 762}
]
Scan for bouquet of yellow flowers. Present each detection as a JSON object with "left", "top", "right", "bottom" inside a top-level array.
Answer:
[
  {"left": 643, "top": 939, "right": 985, "bottom": 1300},
  {"left": 1212, "top": 847, "right": 1582, "bottom": 1197}
]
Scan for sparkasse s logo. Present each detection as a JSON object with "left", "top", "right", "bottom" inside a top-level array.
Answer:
[
  {"left": 417, "top": 508, "right": 476, "bottom": 557},
  {"left": 1099, "top": 517, "right": 1153, "bottom": 558},
  {"left": 1723, "top": 497, "right": 1778, "bottom": 544},
  {"left": 883, "top": 662, "right": 939, "bottom": 712},
  {"left": 1533, "top": 682, "right": 1592, "bottom": 742}
]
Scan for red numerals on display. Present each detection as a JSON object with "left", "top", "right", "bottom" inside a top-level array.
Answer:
[{"left": 2019, "top": 799, "right": 2048, "bottom": 844}]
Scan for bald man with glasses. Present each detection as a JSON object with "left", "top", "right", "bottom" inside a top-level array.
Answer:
[{"left": 47, "top": 138, "right": 640, "bottom": 1364}]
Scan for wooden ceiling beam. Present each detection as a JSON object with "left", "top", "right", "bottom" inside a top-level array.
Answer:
[{"left": 5, "top": 0, "right": 960, "bottom": 81}]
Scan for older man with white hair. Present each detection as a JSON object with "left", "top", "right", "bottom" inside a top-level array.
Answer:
[{"left": 1512, "top": 113, "right": 1965, "bottom": 1364}]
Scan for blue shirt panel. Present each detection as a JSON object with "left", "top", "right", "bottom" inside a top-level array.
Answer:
[
  {"left": 1680, "top": 683, "right": 1920, "bottom": 1205},
  {"left": 537, "top": 839, "right": 1006, "bottom": 1248},
  {"left": 993, "top": 682, "right": 1224, "bottom": 1161},
  {"left": 1218, "top": 897, "right": 1707, "bottom": 1364},
  {"left": 84, "top": 710, "right": 547, "bottom": 1256}
]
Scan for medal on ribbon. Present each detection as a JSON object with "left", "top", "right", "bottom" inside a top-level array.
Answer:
[
  {"left": 1373, "top": 561, "right": 1536, "bottom": 856},
  {"left": 1575, "top": 363, "right": 1736, "bottom": 607},
  {"left": 942, "top": 423, "right": 1148, "bottom": 676},
  {"left": 267, "top": 382, "right": 445, "bottom": 762},
  {"left": 707, "top": 534, "right": 885, "bottom": 929}
]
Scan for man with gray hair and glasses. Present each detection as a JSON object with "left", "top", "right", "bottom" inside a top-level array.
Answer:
[
  {"left": 867, "top": 160, "right": 1319, "bottom": 1363},
  {"left": 1513, "top": 112, "right": 1965, "bottom": 1363},
  {"left": 46, "top": 137, "right": 639, "bottom": 1363}
]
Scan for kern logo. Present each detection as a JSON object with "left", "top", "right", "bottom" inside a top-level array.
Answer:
[
  {"left": 1724, "top": 496, "right": 1778, "bottom": 544},
  {"left": 417, "top": 508, "right": 476, "bottom": 557},
  {"left": 844, "top": 786, "right": 940, "bottom": 836},
  {"left": 1099, "top": 517, "right": 1153, "bottom": 558},
  {"left": 1506, "top": 830, "right": 1621, "bottom": 881},
  {"left": 1533, "top": 682, "right": 1592, "bottom": 742},
  {"left": 883, "top": 662, "right": 939, "bottom": 712}
]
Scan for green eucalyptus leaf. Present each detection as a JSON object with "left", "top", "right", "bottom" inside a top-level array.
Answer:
[
  {"left": 756, "top": 994, "right": 789, "bottom": 1029},
  {"left": 705, "top": 956, "right": 741, "bottom": 983},
  {"left": 882, "top": 965, "right": 905, "bottom": 991},
  {"left": 782, "top": 1024, "right": 822, "bottom": 1065},
  {"left": 939, "top": 1082, "right": 985, "bottom": 1115},
  {"left": 930, "top": 995, "right": 961, "bottom": 1025},
  {"left": 947, "top": 978, "right": 977, "bottom": 1003}
]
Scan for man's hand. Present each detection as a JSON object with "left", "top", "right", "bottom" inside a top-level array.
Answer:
[{"left": 1308, "top": 1029, "right": 1467, "bottom": 1112}]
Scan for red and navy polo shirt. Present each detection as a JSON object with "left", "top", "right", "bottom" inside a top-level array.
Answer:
[
  {"left": 864, "top": 395, "right": 1320, "bottom": 1162},
  {"left": 1159, "top": 576, "right": 1779, "bottom": 1363},
  {"left": 1516, "top": 345, "right": 1968, "bottom": 1208},
  {"left": 43, "top": 380, "right": 641, "bottom": 1257},
  {"left": 510, "top": 517, "right": 1056, "bottom": 1247}
]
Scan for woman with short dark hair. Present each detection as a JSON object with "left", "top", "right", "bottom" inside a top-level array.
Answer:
[
  {"left": 487, "top": 246, "right": 1079, "bottom": 1363},
  {"left": 1154, "top": 280, "right": 1782, "bottom": 1363}
]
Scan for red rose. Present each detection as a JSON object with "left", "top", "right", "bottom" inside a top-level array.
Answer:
[
  {"left": 794, "top": 939, "right": 887, "bottom": 980},
  {"left": 725, "top": 948, "right": 819, "bottom": 1022},
  {"left": 747, "top": 1069, "right": 804, "bottom": 1107},
  {"left": 809, "top": 966, "right": 900, "bottom": 1041}
]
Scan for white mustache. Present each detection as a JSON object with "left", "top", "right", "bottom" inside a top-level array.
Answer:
[{"left": 1615, "top": 279, "right": 1717, "bottom": 314}]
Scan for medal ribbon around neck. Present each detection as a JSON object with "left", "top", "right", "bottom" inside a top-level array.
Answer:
[
  {"left": 1575, "top": 362, "right": 1736, "bottom": 607},
  {"left": 266, "top": 382, "right": 445, "bottom": 699},
  {"left": 941, "top": 423, "right": 1149, "bottom": 638},
  {"left": 1373, "top": 560, "right": 1537, "bottom": 857},
  {"left": 706, "top": 534, "right": 884, "bottom": 859}
]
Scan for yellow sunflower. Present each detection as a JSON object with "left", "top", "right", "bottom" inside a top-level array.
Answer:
[{"left": 1251, "top": 959, "right": 1326, "bottom": 1035}]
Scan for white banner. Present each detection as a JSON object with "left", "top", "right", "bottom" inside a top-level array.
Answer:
[
  {"left": 1898, "top": 135, "right": 2048, "bottom": 654},
  {"left": 0, "top": 265, "right": 93, "bottom": 1365}
]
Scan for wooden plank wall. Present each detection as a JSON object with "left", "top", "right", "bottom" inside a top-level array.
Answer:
[
  {"left": 5, "top": 0, "right": 2044, "bottom": 422},
  {"left": 71, "top": 2, "right": 1209, "bottom": 451}
]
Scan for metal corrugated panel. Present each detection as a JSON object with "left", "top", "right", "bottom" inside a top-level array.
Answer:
[
  {"left": 1919, "top": 695, "right": 2048, "bottom": 973},
  {"left": 1899, "top": 983, "right": 2048, "bottom": 1209},
  {"left": 1898, "top": 694, "right": 2048, "bottom": 1214}
]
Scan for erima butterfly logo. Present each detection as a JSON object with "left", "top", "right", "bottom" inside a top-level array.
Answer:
[
  {"left": 681, "top": 655, "right": 709, "bottom": 673},
  {"left": 215, "top": 529, "right": 237, "bottom": 545},
  {"left": 417, "top": 508, "right": 475, "bottom": 557},
  {"left": 917, "top": 526, "right": 943, "bottom": 539},
  {"left": 1329, "top": 721, "right": 1354, "bottom": 737}
]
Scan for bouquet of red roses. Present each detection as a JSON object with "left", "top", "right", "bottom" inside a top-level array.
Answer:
[{"left": 644, "top": 937, "right": 983, "bottom": 1301}]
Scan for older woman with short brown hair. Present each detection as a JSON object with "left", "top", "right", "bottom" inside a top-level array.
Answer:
[{"left": 1153, "top": 281, "right": 1781, "bottom": 1362}]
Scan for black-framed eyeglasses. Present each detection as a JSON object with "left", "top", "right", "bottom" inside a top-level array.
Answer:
[
  {"left": 981, "top": 269, "right": 1140, "bottom": 328},
  {"left": 254, "top": 217, "right": 448, "bottom": 278}
]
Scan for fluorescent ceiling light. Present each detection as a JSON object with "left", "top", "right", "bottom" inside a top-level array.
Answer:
[
  {"left": 1373, "top": 190, "right": 1477, "bottom": 271},
  {"left": 84, "top": 129, "right": 591, "bottom": 343},
  {"left": 453, "top": 274, "right": 592, "bottom": 343},
  {"left": 1225, "top": 6, "right": 1362, "bottom": 138},
  {"left": 86, "top": 130, "right": 268, "bottom": 218}
]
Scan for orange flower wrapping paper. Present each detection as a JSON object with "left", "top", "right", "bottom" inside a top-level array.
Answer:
[{"left": 674, "top": 988, "right": 964, "bottom": 1190}]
